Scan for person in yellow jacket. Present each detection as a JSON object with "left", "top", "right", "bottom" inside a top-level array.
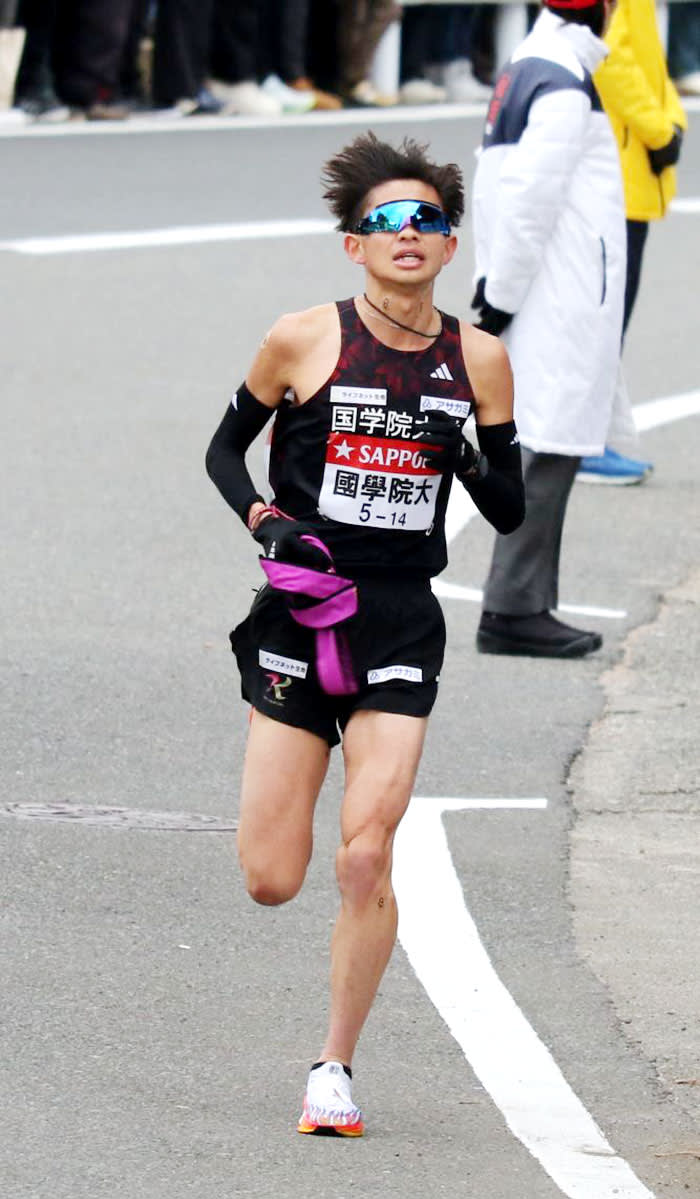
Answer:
[{"left": 577, "top": 0, "right": 688, "bottom": 485}]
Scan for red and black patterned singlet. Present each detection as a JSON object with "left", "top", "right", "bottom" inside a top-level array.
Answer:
[{"left": 268, "top": 297, "right": 475, "bottom": 578}]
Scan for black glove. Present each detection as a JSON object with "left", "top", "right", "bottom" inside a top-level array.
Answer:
[
  {"left": 648, "top": 126, "right": 683, "bottom": 175},
  {"left": 471, "top": 276, "right": 513, "bottom": 337},
  {"left": 417, "top": 410, "right": 487, "bottom": 480},
  {"left": 252, "top": 514, "right": 330, "bottom": 570}
]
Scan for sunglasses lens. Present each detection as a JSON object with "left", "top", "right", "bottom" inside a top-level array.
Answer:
[{"left": 357, "top": 200, "right": 450, "bottom": 235}]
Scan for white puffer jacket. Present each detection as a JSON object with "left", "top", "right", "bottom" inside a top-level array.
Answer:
[{"left": 472, "top": 10, "right": 626, "bottom": 456}]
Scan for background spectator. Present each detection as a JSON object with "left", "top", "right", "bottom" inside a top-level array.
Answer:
[
  {"left": 53, "top": 0, "right": 137, "bottom": 119},
  {"left": 577, "top": 0, "right": 687, "bottom": 485},
  {"left": 667, "top": 0, "right": 700, "bottom": 95},
  {"left": 470, "top": 0, "right": 626, "bottom": 659},
  {"left": 207, "top": 0, "right": 281, "bottom": 116},
  {"left": 151, "top": 0, "right": 222, "bottom": 115},
  {"left": 12, "top": 0, "right": 68, "bottom": 120}
]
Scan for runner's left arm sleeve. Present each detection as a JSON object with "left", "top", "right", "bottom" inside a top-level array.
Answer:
[
  {"left": 205, "top": 383, "right": 273, "bottom": 523},
  {"left": 458, "top": 421, "right": 525, "bottom": 534}
]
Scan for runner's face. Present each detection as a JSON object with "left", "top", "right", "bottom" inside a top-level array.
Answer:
[{"left": 345, "top": 180, "right": 457, "bottom": 284}]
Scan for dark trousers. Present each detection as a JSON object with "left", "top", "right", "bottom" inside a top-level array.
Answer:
[
  {"left": 262, "top": 0, "right": 309, "bottom": 82},
  {"left": 54, "top": 0, "right": 134, "bottom": 106},
  {"left": 14, "top": 0, "right": 57, "bottom": 98},
  {"left": 210, "top": 0, "right": 259, "bottom": 84},
  {"left": 152, "top": 0, "right": 214, "bottom": 105},
  {"left": 623, "top": 219, "right": 649, "bottom": 338},
  {"left": 482, "top": 448, "right": 580, "bottom": 616}
]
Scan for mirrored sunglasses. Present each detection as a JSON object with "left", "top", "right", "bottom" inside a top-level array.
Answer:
[{"left": 355, "top": 199, "right": 451, "bottom": 237}]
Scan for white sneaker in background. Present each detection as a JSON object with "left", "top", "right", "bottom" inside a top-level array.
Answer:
[
  {"left": 207, "top": 78, "right": 282, "bottom": 116},
  {"left": 398, "top": 77, "right": 447, "bottom": 105},
  {"left": 443, "top": 59, "right": 493, "bottom": 103},
  {"left": 297, "top": 1061, "right": 364, "bottom": 1137},
  {"left": 346, "top": 78, "right": 397, "bottom": 106},
  {"left": 674, "top": 70, "right": 700, "bottom": 96},
  {"left": 0, "top": 106, "right": 27, "bottom": 126},
  {"left": 261, "top": 74, "right": 315, "bottom": 113}
]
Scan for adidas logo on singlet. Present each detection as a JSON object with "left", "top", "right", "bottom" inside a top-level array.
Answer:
[{"left": 429, "top": 363, "right": 453, "bottom": 381}]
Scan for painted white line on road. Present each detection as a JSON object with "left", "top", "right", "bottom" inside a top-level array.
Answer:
[
  {"left": 416, "top": 796, "right": 548, "bottom": 810},
  {"left": 439, "top": 387, "right": 700, "bottom": 612},
  {"left": 670, "top": 197, "right": 700, "bottom": 214},
  {"left": 393, "top": 797, "right": 655, "bottom": 1199},
  {"left": 0, "top": 218, "right": 336, "bottom": 255},
  {"left": 432, "top": 578, "right": 626, "bottom": 619},
  {"left": 632, "top": 389, "right": 700, "bottom": 431}
]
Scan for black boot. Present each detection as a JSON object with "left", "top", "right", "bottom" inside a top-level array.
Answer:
[{"left": 476, "top": 610, "right": 603, "bottom": 658}]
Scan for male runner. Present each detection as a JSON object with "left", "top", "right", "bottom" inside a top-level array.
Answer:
[{"left": 205, "top": 132, "right": 524, "bottom": 1136}]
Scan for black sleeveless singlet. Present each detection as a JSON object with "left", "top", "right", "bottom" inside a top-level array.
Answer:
[{"left": 268, "top": 298, "right": 475, "bottom": 578}]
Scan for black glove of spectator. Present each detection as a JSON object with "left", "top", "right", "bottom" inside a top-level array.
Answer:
[
  {"left": 471, "top": 276, "right": 514, "bottom": 337},
  {"left": 417, "top": 410, "right": 486, "bottom": 480},
  {"left": 252, "top": 514, "right": 330, "bottom": 570},
  {"left": 648, "top": 126, "right": 683, "bottom": 175}
]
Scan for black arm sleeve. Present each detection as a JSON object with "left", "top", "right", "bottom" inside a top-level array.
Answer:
[
  {"left": 205, "top": 383, "right": 274, "bottom": 524},
  {"left": 460, "top": 420, "right": 525, "bottom": 534}
]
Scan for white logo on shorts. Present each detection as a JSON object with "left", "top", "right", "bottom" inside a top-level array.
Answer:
[
  {"left": 259, "top": 650, "right": 308, "bottom": 679},
  {"left": 367, "top": 665, "right": 423, "bottom": 685}
]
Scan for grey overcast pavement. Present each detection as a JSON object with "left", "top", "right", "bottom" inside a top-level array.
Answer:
[{"left": 1, "top": 108, "right": 698, "bottom": 1199}]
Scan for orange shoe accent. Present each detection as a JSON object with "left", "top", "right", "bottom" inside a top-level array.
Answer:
[{"left": 297, "top": 1114, "right": 364, "bottom": 1137}]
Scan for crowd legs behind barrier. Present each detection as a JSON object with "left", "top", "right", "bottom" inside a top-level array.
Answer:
[{"left": 1, "top": 1, "right": 700, "bottom": 123}]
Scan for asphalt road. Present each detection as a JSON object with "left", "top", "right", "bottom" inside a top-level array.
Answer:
[{"left": 1, "top": 107, "right": 699, "bottom": 1199}]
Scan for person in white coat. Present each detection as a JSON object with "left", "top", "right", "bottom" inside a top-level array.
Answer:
[{"left": 471, "top": 0, "right": 625, "bottom": 657}]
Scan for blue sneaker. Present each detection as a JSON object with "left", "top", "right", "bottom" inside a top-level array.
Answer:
[{"left": 576, "top": 447, "right": 653, "bottom": 485}]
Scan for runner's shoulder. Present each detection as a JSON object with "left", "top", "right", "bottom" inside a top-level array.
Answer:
[
  {"left": 264, "top": 303, "right": 339, "bottom": 364},
  {"left": 460, "top": 320, "right": 511, "bottom": 380}
]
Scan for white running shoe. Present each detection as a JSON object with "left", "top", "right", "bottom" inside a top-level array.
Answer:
[
  {"left": 261, "top": 74, "right": 315, "bottom": 114},
  {"left": 207, "top": 78, "right": 282, "bottom": 116},
  {"left": 297, "top": 1061, "right": 364, "bottom": 1137},
  {"left": 443, "top": 59, "right": 493, "bottom": 103},
  {"left": 398, "top": 78, "right": 447, "bottom": 105}
]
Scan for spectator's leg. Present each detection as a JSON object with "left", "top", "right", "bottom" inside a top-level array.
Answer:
[
  {"left": 210, "top": 0, "right": 259, "bottom": 84},
  {"left": 668, "top": 0, "right": 700, "bottom": 83},
  {"left": 152, "top": 0, "right": 214, "bottom": 106},
  {"left": 482, "top": 450, "right": 579, "bottom": 616},
  {"left": 14, "top": 0, "right": 56, "bottom": 99},
  {"left": 277, "top": 0, "right": 310, "bottom": 82},
  {"left": 54, "top": 0, "right": 133, "bottom": 108},
  {"left": 622, "top": 219, "right": 649, "bottom": 340},
  {"left": 119, "top": 0, "right": 151, "bottom": 102}
]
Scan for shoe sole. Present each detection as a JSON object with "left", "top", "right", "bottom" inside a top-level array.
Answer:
[
  {"left": 576, "top": 472, "right": 647, "bottom": 485},
  {"left": 297, "top": 1117, "right": 364, "bottom": 1137},
  {"left": 476, "top": 630, "right": 602, "bottom": 658}
]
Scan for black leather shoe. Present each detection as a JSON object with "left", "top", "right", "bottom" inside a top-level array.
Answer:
[{"left": 476, "top": 610, "right": 603, "bottom": 658}]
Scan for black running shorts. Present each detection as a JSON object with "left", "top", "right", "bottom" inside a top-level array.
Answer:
[{"left": 230, "top": 576, "right": 446, "bottom": 747}]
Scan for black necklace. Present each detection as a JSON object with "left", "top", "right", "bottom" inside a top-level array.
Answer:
[{"left": 362, "top": 293, "right": 442, "bottom": 339}]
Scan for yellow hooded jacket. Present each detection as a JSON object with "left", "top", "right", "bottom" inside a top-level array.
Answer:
[{"left": 594, "top": 0, "right": 687, "bottom": 220}]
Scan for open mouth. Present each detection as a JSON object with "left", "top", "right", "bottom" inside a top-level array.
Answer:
[{"left": 393, "top": 250, "right": 425, "bottom": 265}]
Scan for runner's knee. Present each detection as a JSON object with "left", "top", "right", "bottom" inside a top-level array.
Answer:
[
  {"left": 239, "top": 852, "right": 307, "bottom": 906},
  {"left": 336, "top": 826, "right": 393, "bottom": 906}
]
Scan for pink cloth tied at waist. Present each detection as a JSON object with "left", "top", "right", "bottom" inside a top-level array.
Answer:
[{"left": 259, "top": 535, "right": 358, "bottom": 696}]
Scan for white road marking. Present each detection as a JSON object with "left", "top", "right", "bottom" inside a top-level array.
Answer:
[
  {"left": 393, "top": 797, "right": 655, "bottom": 1199},
  {"left": 632, "top": 389, "right": 700, "bottom": 430},
  {"left": 432, "top": 577, "right": 626, "bottom": 620},
  {"left": 670, "top": 197, "right": 700, "bottom": 214},
  {"left": 0, "top": 218, "right": 335, "bottom": 255},
  {"left": 440, "top": 389, "right": 700, "bottom": 612}
]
